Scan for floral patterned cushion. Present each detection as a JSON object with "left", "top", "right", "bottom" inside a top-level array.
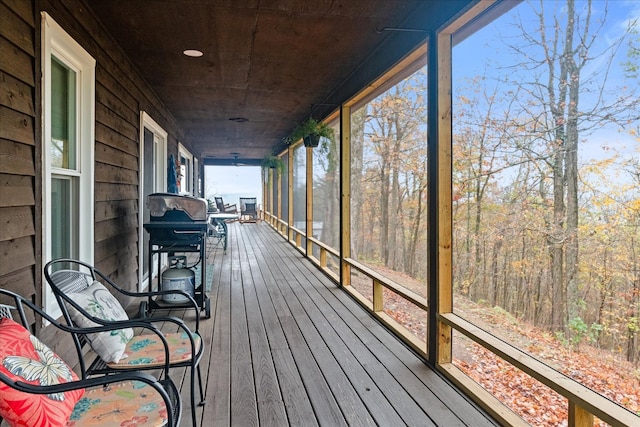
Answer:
[
  {"left": 0, "top": 318, "right": 84, "bottom": 427},
  {"left": 66, "top": 281, "right": 134, "bottom": 363},
  {"left": 107, "top": 332, "right": 202, "bottom": 369},
  {"left": 67, "top": 380, "right": 169, "bottom": 427}
]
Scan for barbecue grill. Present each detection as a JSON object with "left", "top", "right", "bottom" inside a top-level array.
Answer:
[{"left": 143, "top": 193, "right": 211, "bottom": 318}]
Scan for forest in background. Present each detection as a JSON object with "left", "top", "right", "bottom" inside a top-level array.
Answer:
[{"left": 332, "top": 0, "right": 640, "bottom": 369}]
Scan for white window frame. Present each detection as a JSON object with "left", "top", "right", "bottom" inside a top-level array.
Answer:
[
  {"left": 178, "top": 143, "right": 193, "bottom": 195},
  {"left": 138, "top": 112, "right": 167, "bottom": 291},
  {"left": 41, "top": 12, "right": 96, "bottom": 317},
  {"left": 193, "top": 157, "right": 200, "bottom": 197}
]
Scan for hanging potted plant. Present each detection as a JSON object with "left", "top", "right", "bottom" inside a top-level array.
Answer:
[
  {"left": 289, "top": 118, "right": 334, "bottom": 148},
  {"left": 261, "top": 155, "right": 285, "bottom": 174}
]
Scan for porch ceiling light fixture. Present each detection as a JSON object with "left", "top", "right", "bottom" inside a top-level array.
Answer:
[{"left": 183, "top": 49, "right": 203, "bottom": 57}]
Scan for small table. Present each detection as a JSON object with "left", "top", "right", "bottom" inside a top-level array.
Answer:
[{"left": 208, "top": 212, "right": 239, "bottom": 252}]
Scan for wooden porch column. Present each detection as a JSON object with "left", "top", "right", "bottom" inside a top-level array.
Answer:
[
  {"left": 340, "top": 105, "right": 351, "bottom": 287},
  {"left": 306, "top": 146, "right": 313, "bottom": 255},
  {"left": 288, "top": 145, "right": 294, "bottom": 242},
  {"left": 430, "top": 30, "right": 453, "bottom": 365}
]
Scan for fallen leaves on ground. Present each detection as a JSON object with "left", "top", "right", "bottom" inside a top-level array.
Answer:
[{"left": 358, "top": 262, "right": 640, "bottom": 426}]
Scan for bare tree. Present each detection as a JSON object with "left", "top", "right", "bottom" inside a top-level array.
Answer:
[{"left": 504, "top": 0, "right": 640, "bottom": 333}]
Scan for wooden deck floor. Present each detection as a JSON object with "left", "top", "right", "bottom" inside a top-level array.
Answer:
[{"left": 160, "top": 222, "right": 497, "bottom": 427}]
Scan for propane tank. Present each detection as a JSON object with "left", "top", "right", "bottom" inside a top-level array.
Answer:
[{"left": 161, "top": 256, "right": 195, "bottom": 303}]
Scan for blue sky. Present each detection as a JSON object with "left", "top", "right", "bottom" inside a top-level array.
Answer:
[{"left": 452, "top": 0, "right": 639, "bottom": 164}]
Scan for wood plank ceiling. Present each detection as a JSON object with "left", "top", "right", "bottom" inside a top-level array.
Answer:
[{"left": 87, "top": 0, "right": 473, "bottom": 164}]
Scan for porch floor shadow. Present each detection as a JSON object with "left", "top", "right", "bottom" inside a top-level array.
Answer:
[{"left": 147, "top": 222, "right": 497, "bottom": 426}]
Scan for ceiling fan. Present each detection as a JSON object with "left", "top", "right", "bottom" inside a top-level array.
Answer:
[{"left": 230, "top": 153, "right": 246, "bottom": 166}]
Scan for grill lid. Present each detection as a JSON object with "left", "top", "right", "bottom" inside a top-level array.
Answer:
[{"left": 147, "top": 193, "right": 208, "bottom": 221}]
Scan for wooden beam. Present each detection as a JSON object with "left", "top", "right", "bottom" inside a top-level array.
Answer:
[
  {"left": 306, "top": 146, "right": 313, "bottom": 256},
  {"left": 434, "top": 29, "right": 453, "bottom": 366},
  {"left": 340, "top": 105, "right": 351, "bottom": 287}
]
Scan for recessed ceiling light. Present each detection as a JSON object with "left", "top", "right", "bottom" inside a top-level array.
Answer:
[
  {"left": 229, "top": 117, "right": 248, "bottom": 123},
  {"left": 183, "top": 49, "right": 203, "bottom": 57}
]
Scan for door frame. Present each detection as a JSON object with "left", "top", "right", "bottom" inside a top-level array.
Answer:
[{"left": 138, "top": 111, "right": 167, "bottom": 291}]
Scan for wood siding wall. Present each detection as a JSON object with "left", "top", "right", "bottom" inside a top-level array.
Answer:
[
  {"left": 0, "top": 0, "right": 193, "bottom": 339},
  {"left": 0, "top": 0, "right": 38, "bottom": 307}
]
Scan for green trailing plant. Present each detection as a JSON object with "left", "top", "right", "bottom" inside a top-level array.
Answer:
[
  {"left": 287, "top": 118, "right": 334, "bottom": 147},
  {"left": 261, "top": 155, "right": 285, "bottom": 174}
]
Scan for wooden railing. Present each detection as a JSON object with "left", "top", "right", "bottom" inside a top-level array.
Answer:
[{"left": 439, "top": 313, "right": 638, "bottom": 427}]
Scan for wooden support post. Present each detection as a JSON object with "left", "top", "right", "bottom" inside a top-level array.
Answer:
[
  {"left": 373, "top": 279, "right": 383, "bottom": 312},
  {"left": 288, "top": 145, "right": 294, "bottom": 242},
  {"left": 340, "top": 105, "right": 351, "bottom": 287},
  {"left": 306, "top": 146, "right": 313, "bottom": 256},
  {"left": 435, "top": 30, "right": 453, "bottom": 366},
  {"left": 568, "top": 403, "right": 594, "bottom": 427}
]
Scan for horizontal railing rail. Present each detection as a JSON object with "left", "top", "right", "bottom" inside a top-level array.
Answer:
[{"left": 439, "top": 313, "right": 639, "bottom": 427}]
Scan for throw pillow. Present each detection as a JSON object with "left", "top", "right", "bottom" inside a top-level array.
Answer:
[
  {"left": 66, "top": 281, "right": 134, "bottom": 363},
  {"left": 0, "top": 317, "right": 84, "bottom": 427}
]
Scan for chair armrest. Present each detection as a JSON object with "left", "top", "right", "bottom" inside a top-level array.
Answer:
[
  {"left": 58, "top": 319, "right": 175, "bottom": 376},
  {"left": 89, "top": 272, "right": 200, "bottom": 331},
  {"left": 6, "top": 370, "right": 158, "bottom": 395},
  {"left": 3, "top": 371, "right": 179, "bottom": 427}
]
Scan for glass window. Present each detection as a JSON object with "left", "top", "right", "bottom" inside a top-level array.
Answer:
[
  {"left": 178, "top": 143, "right": 193, "bottom": 194},
  {"left": 350, "top": 59, "right": 429, "bottom": 301},
  {"left": 50, "top": 58, "right": 76, "bottom": 170},
  {"left": 50, "top": 57, "right": 79, "bottom": 261},
  {"left": 42, "top": 12, "right": 95, "bottom": 316},
  {"left": 293, "top": 144, "right": 306, "bottom": 247},
  {"left": 281, "top": 153, "right": 289, "bottom": 222},
  {"left": 312, "top": 119, "right": 340, "bottom": 251},
  {"left": 450, "top": 0, "right": 640, "bottom": 421}
]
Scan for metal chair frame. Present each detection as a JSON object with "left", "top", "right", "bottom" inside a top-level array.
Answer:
[
  {"left": 0, "top": 288, "right": 181, "bottom": 426},
  {"left": 44, "top": 258, "right": 205, "bottom": 427}
]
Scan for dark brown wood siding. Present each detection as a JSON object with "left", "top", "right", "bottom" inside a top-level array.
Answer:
[
  {"left": 0, "top": 0, "right": 191, "bottom": 324},
  {"left": 0, "top": 0, "right": 37, "bottom": 306}
]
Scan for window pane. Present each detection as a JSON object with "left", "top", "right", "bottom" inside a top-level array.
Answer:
[
  {"left": 312, "top": 119, "right": 340, "bottom": 251},
  {"left": 349, "top": 58, "right": 429, "bottom": 343},
  {"left": 281, "top": 153, "right": 289, "bottom": 222},
  {"left": 51, "top": 57, "right": 76, "bottom": 170},
  {"left": 51, "top": 176, "right": 78, "bottom": 260},
  {"left": 350, "top": 62, "right": 429, "bottom": 288},
  {"left": 293, "top": 145, "right": 306, "bottom": 247},
  {"left": 451, "top": 0, "right": 640, "bottom": 420}
]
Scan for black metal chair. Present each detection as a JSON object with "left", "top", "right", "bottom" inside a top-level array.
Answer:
[
  {"left": 0, "top": 288, "right": 181, "bottom": 427},
  {"left": 44, "top": 258, "right": 205, "bottom": 427},
  {"left": 239, "top": 197, "right": 259, "bottom": 222}
]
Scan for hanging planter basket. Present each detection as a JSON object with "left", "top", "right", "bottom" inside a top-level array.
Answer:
[
  {"left": 261, "top": 155, "right": 285, "bottom": 174},
  {"left": 303, "top": 133, "right": 321, "bottom": 147},
  {"left": 288, "top": 118, "right": 334, "bottom": 148}
]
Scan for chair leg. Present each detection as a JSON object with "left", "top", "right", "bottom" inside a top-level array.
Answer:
[
  {"left": 190, "top": 364, "right": 206, "bottom": 426},
  {"left": 191, "top": 365, "right": 197, "bottom": 427},
  {"left": 197, "top": 365, "right": 205, "bottom": 405}
]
